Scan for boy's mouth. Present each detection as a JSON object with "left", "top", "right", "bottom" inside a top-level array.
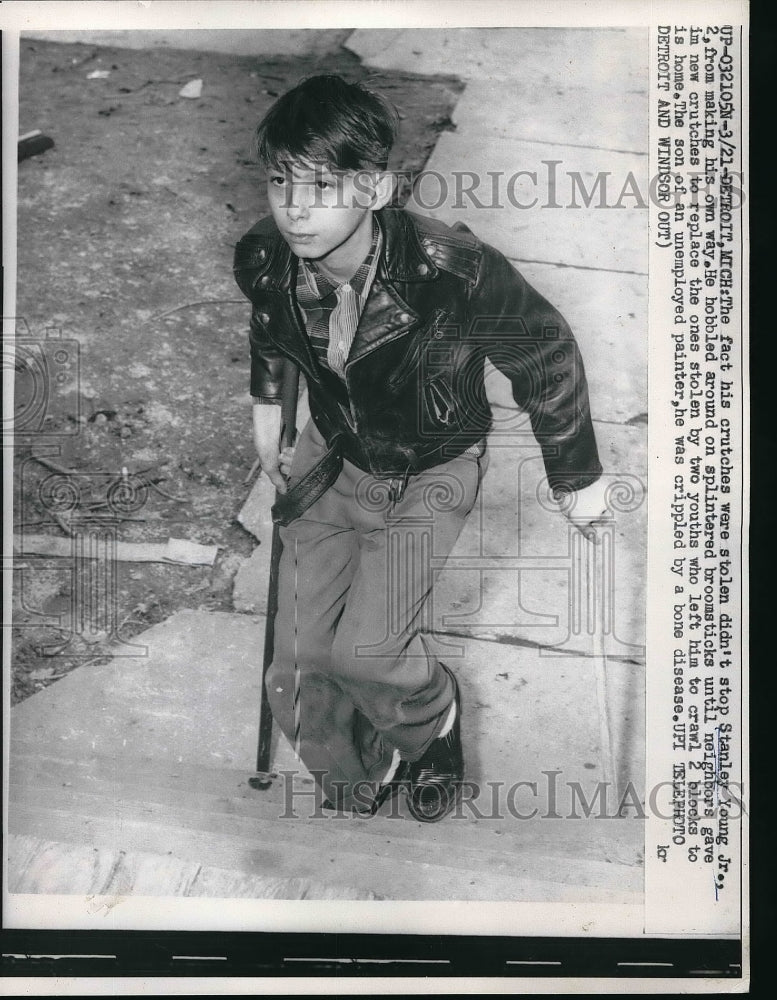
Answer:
[{"left": 285, "top": 232, "right": 316, "bottom": 244}]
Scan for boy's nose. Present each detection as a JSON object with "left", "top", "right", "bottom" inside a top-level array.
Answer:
[{"left": 286, "top": 185, "right": 312, "bottom": 220}]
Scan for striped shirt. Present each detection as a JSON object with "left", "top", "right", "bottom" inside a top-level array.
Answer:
[{"left": 295, "top": 220, "right": 382, "bottom": 381}]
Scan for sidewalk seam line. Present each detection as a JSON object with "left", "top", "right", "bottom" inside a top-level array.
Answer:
[
  {"left": 433, "top": 629, "right": 644, "bottom": 665},
  {"left": 459, "top": 134, "right": 648, "bottom": 157}
]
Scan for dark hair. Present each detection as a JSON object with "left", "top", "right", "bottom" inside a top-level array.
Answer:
[{"left": 254, "top": 75, "right": 399, "bottom": 172}]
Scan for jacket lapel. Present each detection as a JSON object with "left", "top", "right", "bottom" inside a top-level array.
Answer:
[
  {"left": 251, "top": 209, "right": 441, "bottom": 374},
  {"left": 345, "top": 209, "right": 443, "bottom": 366},
  {"left": 345, "top": 278, "right": 418, "bottom": 368}
]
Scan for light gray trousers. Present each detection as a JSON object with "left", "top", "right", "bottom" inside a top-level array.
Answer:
[{"left": 266, "top": 418, "right": 487, "bottom": 809}]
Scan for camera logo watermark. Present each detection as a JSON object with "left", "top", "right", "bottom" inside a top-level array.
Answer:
[
  {"left": 5, "top": 326, "right": 80, "bottom": 437},
  {"left": 9, "top": 321, "right": 148, "bottom": 659}
]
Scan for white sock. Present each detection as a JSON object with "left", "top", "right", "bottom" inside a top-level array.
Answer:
[
  {"left": 437, "top": 697, "right": 457, "bottom": 738},
  {"left": 383, "top": 700, "right": 457, "bottom": 783},
  {"left": 381, "top": 748, "right": 402, "bottom": 785}
]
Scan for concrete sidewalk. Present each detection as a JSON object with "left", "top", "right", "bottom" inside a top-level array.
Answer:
[
  {"left": 10, "top": 610, "right": 643, "bottom": 903},
  {"left": 353, "top": 25, "right": 649, "bottom": 781},
  {"left": 10, "top": 27, "right": 647, "bottom": 905}
]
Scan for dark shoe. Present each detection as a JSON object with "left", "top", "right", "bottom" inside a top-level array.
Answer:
[
  {"left": 321, "top": 796, "right": 375, "bottom": 817},
  {"left": 406, "top": 672, "right": 463, "bottom": 823},
  {"left": 321, "top": 761, "right": 410, "bottom": 817},
  {"left": 368, "top": 760, "right": 409, "bottom": 816}
]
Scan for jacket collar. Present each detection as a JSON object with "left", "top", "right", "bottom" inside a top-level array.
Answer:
[
  {"left": 247, "top": 208, "right": 440, "bottom": 291},
  {"left": 377, "top": 208, "right": 440, "bottom": 282}
]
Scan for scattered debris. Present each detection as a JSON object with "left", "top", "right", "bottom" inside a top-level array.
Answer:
[
  {"left": 49, "top": 510, "right": 75, "bottom": 538},
  {"left": 88, "top": 409, "right": 117, "bottom": 423},
  {"left": 28, "top": 453, "right": 73, "bottom": 475},
  {"left": 145, "top": 481, "right": 188, "bottom": 503},
  {"left": 27, "top": 450, "right": 187, "bottom": 509},
  {"left": 243, "top": 457, "right": 262, "bottom": 486},
  {"left": 14, "top": 535, "right": 219, "bottom": 566},
  {"left": 431, "top": 114, "right": 457, "bottom": 133},
  {"left": 149, "top": 299, "right": 244, "bottom": 322},
  {"left": 206, "top": 552, "right": 246, "bottom": 599},
  {"left": 179, "top": 78, "right": 203, "bottom": 99},
  {"left": 165, "top": 538, "right": 218, "bottom": 565},
  {"left": 18, "top": 130, "right": 54, "bottom": 162}
]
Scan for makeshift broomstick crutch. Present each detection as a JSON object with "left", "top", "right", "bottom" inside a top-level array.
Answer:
[{"left": 251, "top": 359, "right": 300, "bottom": 788}]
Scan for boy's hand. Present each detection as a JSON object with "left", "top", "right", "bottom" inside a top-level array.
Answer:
[
  {"left": 279, "top": 445, "right": 296, "bottom": 479},
  {"left": 252, "top": 403, "right": 288, "bottom": 494},
  {"left": 559, "top": 478, "right": 613, "bottom": 542}
]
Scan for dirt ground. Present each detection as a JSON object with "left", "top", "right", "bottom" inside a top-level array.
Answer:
[{"left": 12, "top": 37, "right": 463, "bottom": 703}]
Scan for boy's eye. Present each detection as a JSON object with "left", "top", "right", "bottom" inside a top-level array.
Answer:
[
  {"left": 269, "top": 174, "right": 286, "bottom": 186},
  {"left": 316, "top": 178, "right": 335, "bottom": 190}
]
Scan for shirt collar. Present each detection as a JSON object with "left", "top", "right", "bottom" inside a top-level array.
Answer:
[{"left": 300, "top": 218, "right": 381, "bottom": 300}]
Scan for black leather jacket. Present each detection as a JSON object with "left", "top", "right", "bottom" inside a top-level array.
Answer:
[{"left": 234, "top": 208, "right": 602, "bottom": 494}]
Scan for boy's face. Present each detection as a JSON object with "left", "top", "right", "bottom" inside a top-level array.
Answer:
[{"left": 266, "top": 160, "right": 390, "bottom": 277}]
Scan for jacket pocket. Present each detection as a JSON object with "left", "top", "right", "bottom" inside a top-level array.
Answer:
[{"left": 423, "top": 371, "right": 457, "bottom": 427}]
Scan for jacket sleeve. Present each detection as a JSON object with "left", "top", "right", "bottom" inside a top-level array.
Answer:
[
  {"left": 247, "top": 310, "right": 285, "bottom": 403},
  {"left": 233, "top": 236, "right": 285, "bottom": 404},
  {"left": 471, "top": 245, "right": 603, "bottom": 495}
]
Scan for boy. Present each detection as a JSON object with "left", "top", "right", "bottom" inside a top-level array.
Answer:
[{"left": 234, "top": 75, "right": 608, "bottom": 822}]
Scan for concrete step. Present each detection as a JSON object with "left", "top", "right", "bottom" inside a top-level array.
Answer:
[
  {"left": 7, "top": 834, "right": 379, "bottom": 900},
  {"left": 10, "top": 611, "right": 644, "bottom": 901},
  {"left": 9, "top": 610, "right": 266, "bottom": 770},
  {"left": 11, "top": 606, "right": 645, "bottom": 788},
  {"left": 9, "top": 790, "right": 637, "bottom": 904},
  {"left": 11, "top": 740, "right": 642, "bottom": 858}
]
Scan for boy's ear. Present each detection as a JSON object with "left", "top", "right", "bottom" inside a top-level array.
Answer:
[
  {"left": 371, "top": 170, "right": 396, "bottom": 209},
  {"left": 351, "top": 170, "right": 396, "bottom": 209}
]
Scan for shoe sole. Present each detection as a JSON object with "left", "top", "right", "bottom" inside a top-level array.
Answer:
[
  {"left": 407, "top": 780, "right": 462, "bottom": 823},
  {"left": 406, "top": 667, "right": 463, "bottom": 823}
]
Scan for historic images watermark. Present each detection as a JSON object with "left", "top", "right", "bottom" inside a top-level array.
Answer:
[
  {"left": 275, "top": 765, "right": 744, "bottom": 830},
  {"left": 265, "top": 161, "right": 745, "bottom": 213}
]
